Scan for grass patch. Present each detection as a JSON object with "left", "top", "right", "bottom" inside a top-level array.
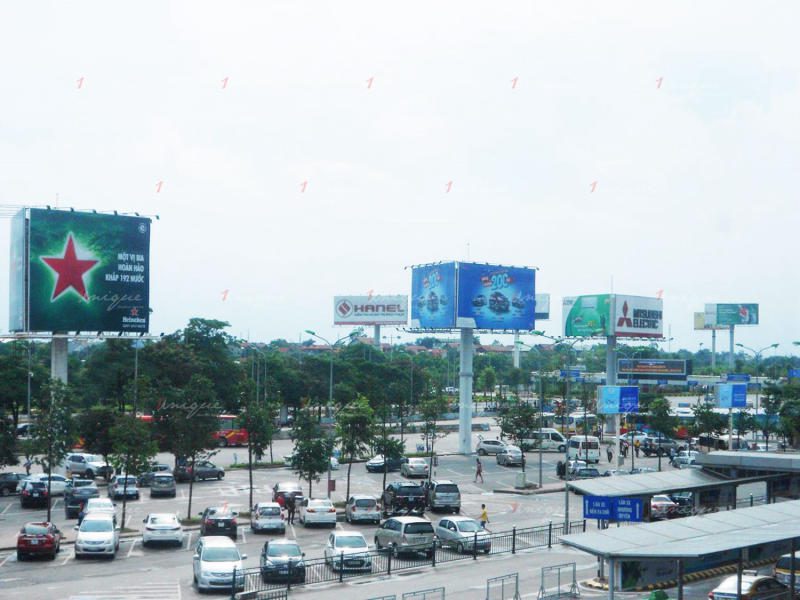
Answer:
[
  {"left": 180, "top": 517, "right": 202, "bottom": 526},
  {"left": 227, "top": 461, "right": 286, "bottom": 470}
]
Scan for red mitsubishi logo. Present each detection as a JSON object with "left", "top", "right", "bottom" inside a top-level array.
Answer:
[{"left": 617, "top": 301, "right": 633, "bottom": 328}]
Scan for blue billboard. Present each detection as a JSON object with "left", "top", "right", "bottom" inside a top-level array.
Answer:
[
  {"left": 410, "top": 263, "right": 457, "bottom": 329},
  {"left": 716, "top": 383, "right": 747, "bottom": 408},
  {"left": 455, "top": 262, "right": 536, "bottom": 330},
  {"left": 597, "top": 386, "right": 640, "bottom": 414}
]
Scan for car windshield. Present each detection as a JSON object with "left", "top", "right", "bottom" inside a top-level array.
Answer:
[
  {"left": 117, "top": 477, "right": 137, "bottom": 485},
  {"left": 22, "top": 524, "right": 49, "bottom": 535},
  {"left": 259, "top": 507, "right": 280, "bottom": 516},
  {"left": 72, "top": 480, "right": 92, "bottom": 488},
  {"left": 309, "top": 501, "right": 332, "bottom": 508},
  {"left": 149, "top": 516, "right": 177, "bottom": 525},
  {"left": 335, "top": 536, "right": 367, "bottom": 548},
  {"left": 436, "top": 485, "right": 458, "bottom": 493},
  {"left": 83, "top": 455, "right": 102, "bottom": 463},
  {"left": 776, "top": 556, "right": 800, "bottom": 570},
  {"left": 267, "top": 544, "right": 301, "bottom": 557},
  {"left": 456, "top": 520, "right": 481, "bottom": 532},
  {"left": 28, "top": 482, "right": 46, "bottom": 489},
  {"left": 405, "top": 523, "right": 434, "bottom": 534},
  {"left": 202, "top": 547, "right": 240, "bottom": 562},
  {"left": 652, "top": 496, "right": 672, "bottom": 503},
  {"left": 81, "top": 520, "right": 113, "bottom": 532},
  {"left": 153, "top": 475, "right": 173, "bottom": 483},
  {"left": 400, "top": 486, "right": 424, "bottom": 496},
  {"left": 355, "top": 499, "right": 376, "bottom": 508},
  {"left": 88, "top": 500, "right": 113, "bottom": 510}
]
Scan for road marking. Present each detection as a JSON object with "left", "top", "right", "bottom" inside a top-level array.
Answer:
[
  {"left": 127, "top": 538, "right": 137, "bottom": 558},
  {"left": 1, "top": 503, "right": 11, "bottom": 515},
  {"left": 184, "top": 531, "right": 194, "bottom": 550},
  {"left": 0, "top": 553, "right": 13, "bottom": 567},
  {"left": 289, "top": 523, "right": 296, "bottom": 539},
  {"left": 239, "top": 526, "right": 247, "bottom": 544},
  {"left": 60, "top": 549, "right": 73, "bottom": 565}
]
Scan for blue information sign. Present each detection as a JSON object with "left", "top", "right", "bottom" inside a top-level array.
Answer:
[
  {"left": 613, "top": 498, "right": 643, "bottom": 522},
  {"left": 597, "top": 386, "right": 640, "bottom": 415},
  {"left": 583, "top": 496, "right": 613, "bottom": 519},
  {"left": 716, "top": 383, "right": 747, "bottom": 408},
  {"left": 726, "top": 374, "right": 751, "bottom": 382},
  {"left": 789, "top": 369, "right": 800, "bottom": 380},
  {"left": 560, "top": 369, "right": 582, "bottom": 379}
]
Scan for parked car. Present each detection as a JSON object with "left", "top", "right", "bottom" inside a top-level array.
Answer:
[
  {"left": 16, "top": 521, "right": 63, "bottom": 561},
  {"left": 137, "top": 463, "right": 171, "bottom": 487},
  {"left": 573, "top": 467, "right": 602, "bottom": 480},
  {"left": 260, "top": 539, "right": 305, "bottom": 583},
  {"left": 272, "top": 481, "right": 305, "bottom": 507},
  {"left": 642, "top": 435, "right": 684, "bottom": 456},
  {"left": 382, "top": 481, "right": 426, "bottom": 517},
  {"left": 251, "top": 502, "right": 285, "bottom": 534},
  {"left": 669, "top": 491, "right": 694, "bottom": 515},
  {"left": 520, "top": 428, "right": 567, "bottom": 452},
  {"left": 774, "top": 552, "right": 800, "bottom": 590},
  {"left": 374, "top": 516, "right": 435, "bottom": 557},
  {"left": 74, "top": 513, "right": 120, "bottom": 559},
  {"left": 567, "top": 436, "right": 601, "bottom": 463},
  {"left": 496, "top": 445, "right": 524, "bottom": 467},
  {"left": 476, "top": 439, "right": 507, "bottom": 456},
  {"left": 401, "top": 457, "right": 429, "bottom": 478},
  {"left": 19, "top": 480, "right": 50, "bottom": 508},
  {"left": 671, "top": 450, "right": 700, "bottom": 467},
  {"left": 108, "top": 474, "right": 140, "bottom": 500},
  {"left": 365, "top": 454, "right": 406, "bottom": 473},
  {"left": 149, "top": 473, "right": 177, "bottom": 498},
  {"left": 283, "top": 453, "right": 339, "bottom": 470},
  {"left": 193, "top": 535, "right": 246, "bottom": 592},
  {"left": 64, "top": 479, "right": 100, "bottom": 519},
  {"left": 324, "top": 531, "right": 372, "bottom": 572},
  {"left": 0, "top": 473, "right": 25, "bottom": 496},
  {"left": 299, "top": 498, "right": 337, "bottom": 527},
  {"left": 175, "top": 460, "right": 224, "bottom": 482},
  {"left": 617, "top": 430, "right": 649, "bottom": 446},
  {"left": 650, "top": 495, "right": 678, "bottom": 520},
  {"left": 65, "top": 453, "right": 113, "bottom": 480},
  {"left": 27, "top": 473, "right": 69, "bottom": 496},
  {"left": 142, "top": 513, "right": 183, "bottom": 547},
  {"left": 425, "top": 480, "right": 461, "bottom": 513},
  {"left": 709, "top": 573, "right": 789, "bottom": 600},
  {"left": 199, "top": 506, "right": 238, "bottom": 540},
  {"left": 435, "top": 516, "right": 490, "bottom": 554},
  {"left": 81, "top": 497, "right": 117, "bottom": 525},
  {"left": 345, "top": 494, "right": 381, "bottom": 524}
]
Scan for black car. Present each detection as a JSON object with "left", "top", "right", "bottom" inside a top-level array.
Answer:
[
  {"left": 19, "top": 481, "right": 49, "bottom": 508},
  {"left": 174, "top": 460, "right": 224, "bottom": 482},
  {"left": 0, "top": 473, "right": 24, "bottom": 496},
  {"left": 489, "top": 292, "right": 510, "bottom": 313},
  {"left": 382, "top": 481, "right": 426, "bottom": 517},
  {"left": 669, "top": 491, "right": 694, "bottom": 515},
  {"left": 137, "top": 463, "right": 171, "bottom": 487},
  {"left": 512, "top": 296, "right": 525, "bottom": 309},
  {"left": 199, "top": 506, "right": 238, "bottom": 540},
  {"left": 472, "top": 295, "right": 487, "bottom": 307},
  {"left": 365, "top": 455, "right": 406, "bottom": 473},
  {"left": 260, "top": 539, "right": 306, "bottom": 584},
  {"left": 427, "top": 292, "right": 439, "bottom": 312},
  {"left": 64, "top": 479, "right": 100, "bottom": 519}
]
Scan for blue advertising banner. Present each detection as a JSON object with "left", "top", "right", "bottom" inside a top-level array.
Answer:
[
  {"left": 410, "top": 263, "right": 456, "bottom": 329},
  {"left": 455, "top": 262, "right": 535, "bottom": 330},
  {"left": 613, "top": 498, "right": 644, "bottom": 522},
  {"left": 597, "top": 386, "right": 640, "bottom": 414},
  {"left": 716, "top": 383, "right": 747, "bottom": 408},
  {"left": 726, "top": 374, "right": 751, "bottom": 382},
  {"left": 789, "top": 369, "right": 800, "bottom": 380},
  {"left": 583, "top": 496, "right": 613, "bottom": 519}
]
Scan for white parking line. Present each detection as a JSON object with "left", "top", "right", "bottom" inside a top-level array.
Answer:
[
  {"left": 127, "top": 538, "right": 137, "bottom": 558},
  {"left": 1, "top": 503, "right": 12, "bottom": 515},
  {"left": 60, "top": 550, "right": 73, "bottom": 565},
  {"left": 184, "top": 531, "right": 194, "bottom": 550},
  {"left": 0, "top": 553, "right": 13, "bottom": 567},
  {"left": 239, "top": 527, "right": 247, "bottom": 544}
]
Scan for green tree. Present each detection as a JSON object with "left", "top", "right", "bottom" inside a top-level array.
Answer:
[
  {"left": 496, "top": 400, "right": 537, "bottom": 473},
  {"left": 290, "top": 411, "right": 333, "bottom": 497},
  {"left": 76, "top": 406, "right": 117, "bottom": 480},
  {"left": 33, "top": 380, "right": 76, "bottom": 521},
  {"left": 108, "top": 414, "right": 158, "bottom": 531},
  {"left": 648, "top": 397, "right": 676, "bottom": 471},
  {"left": 691, "top": 397, "right": 726, "bottom": 441},
  {"left": 336, "top": 395, "right": 375, "bottom": 499},
  {"left": 241, "top": 397, "right": 277, "bottom": 511},
  {"left": 761, "top": 386, "right": 783, "bottom": 450},
  {"left": 479, "top": 367, "right": 497, "bottom": 399},
  {"left": 420, "top": 396, "right": 449, "bottom": 481},
  {"left": 0, "top": 412, "right": 18, "bottom": 471}
]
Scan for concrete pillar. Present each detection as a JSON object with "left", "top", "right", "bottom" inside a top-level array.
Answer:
[
  {"left": 513, "top": 331, "right": 521, "bottom": 368},
  {"left": 729, "top": 325, "right": 735, "bottom": 371},
  {"left": 459, "top": 328, "right": 475, "bottom": 455},
  {"left": 51, "top": 336, "right": 68, "bottom": 383},
  {"left": 608, "top": 558, "right": 616, "bottom": 600},
  {"left": 677, "top": 560, "right": 684, "bottom": 600},
  {"left": 374, "top": 325, "right": 381, "bottom": 349},
  {"left": 712, "top": 329, "right": 717, "bottom": 371}
]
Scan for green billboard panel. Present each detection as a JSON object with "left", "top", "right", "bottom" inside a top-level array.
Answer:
[
  {"left": 27, "top": 209, "right": 150, "bottom": 332},
  {"left": 716, "top": 303, "right": 759, "bottom": 326},
  {"left": 562, "top": 294, "right": 612, "bottom": 337}
]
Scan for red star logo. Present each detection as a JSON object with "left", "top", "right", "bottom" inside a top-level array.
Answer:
[
  {"left": 130, "top": 307, "right": 139, "bottom": 317},
  {"left": 41, "top": 234, "right": 98, "bottom": 301}
]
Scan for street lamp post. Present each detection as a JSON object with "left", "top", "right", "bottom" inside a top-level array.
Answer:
[
  {"left": 516, "top": 340, "right": 546, "bottom": 489},
  {"left": 735, "top": 342, "right": 779, "bottom": 442},
  {"left": 305, "top": 329, "right": 354, "bottom": 498}
]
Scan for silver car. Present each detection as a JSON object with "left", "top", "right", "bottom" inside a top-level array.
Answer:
[
  {"left": 324, "top": 531, "right": 372, "bottom": 572},
  {"left": 251, "top": 502, "right": 285, "bottom": 534},
  {"left": 401, "top": 457, "right": 429, "bottom": 478},
  {"left": 476, "top": 439, "right": 507, "bottom": 455},
  {"left": 345, "top": 495, "right": 381, "bottom": 524},
  {"left": 374, "top": 516, "right": 435, "bottom": 557},
  {"left": 425, "top": 480, "right": 461, "bottom": 513},
  {"left": 435, "top": 516, "right": 491, "bottom": 554},
  {"left": 496, "top": 445, "right": 524, "bottom": 466}
]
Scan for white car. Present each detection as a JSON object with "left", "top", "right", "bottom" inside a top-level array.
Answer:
[
  {"left": 324, "top": 531, "right": 372, "bottom": 571},
  {"left": 142, "top": 513, "right": 183, "bottom": 547},
  {"left": 435, "top": 516, "right": 491, "bottom": 553},
  {"left": 82, "top": 497, "right": 117, "bottom": 524},
  {"left": 345, "top": 494, "right": 381, "bottom": 524},
  {"left": 617, "top": 430, "right": 648, "bottom": 446},
  {"left": 401, "top": 457, "right": 429, "bottom": 478},
  {"left": 476, "top": 439, "right": 507, "bottom": 456},
  {"left": 193, "top": 536, "right": 246, "bottom": 592},
  {"left": 74, "top": 513, "right": 120, "bottom": 559},
  {"left": 26, "top": 474, "right": 68, "bottom": 496},
  {"left": 108, "top": 474, "right": 140, "bottom": 500},
  {"left": 299, "top": 498, "right": 337, "bottom": 527},
  {"left": 251, "top": 502, "right": 285, "bottom": 534}
]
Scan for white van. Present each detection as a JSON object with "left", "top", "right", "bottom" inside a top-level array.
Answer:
[
  {"left": 566, "top": 435, "right": 601, "bottom": 463},
  {"left": 521, "top": 428, "right": 568, "bottom": 453}
]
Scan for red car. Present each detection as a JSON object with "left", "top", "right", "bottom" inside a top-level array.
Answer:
[{"left": 17, "top": 521, "right": 63, "bottom": 560}]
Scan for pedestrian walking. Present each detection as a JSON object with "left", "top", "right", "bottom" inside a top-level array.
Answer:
[
  {"left": 474, "top": 458, "right": 484, "bottom": 483},
  {"left": 479, "top": 504, "right": 489, "bottom": 529},
  {"left": 607, "top": 447, "right": 613, "bottom": 463},
  {"left": 285, "top": 494, "right": 296, "bottom": 525},
  {"left": 634, "top": 439, "right": 641, "bottom": 458},
  {"left": 24, "top": 458, "right": 32, "bottom": 475}
]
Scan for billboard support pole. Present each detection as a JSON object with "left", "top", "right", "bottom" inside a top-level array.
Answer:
[
  {"left": 374, "top": 325, "right": 381, "bottom": 349},
  {"left": 606, "top": 336, "right": 623, "bottom": 466},
  {"left": 513, "top": 331, "right": 520, "bottom": 368},
  {"left": 458, "top": 328, "right": 474, "bottom": 455},
  {"left": 50, "top": 335, "right": 68, "bottom": 383},
  {"left": 729, "top": 325, "right": 735, "bottom": 371},
  {"left": 711, "top": 329, "right": 717, "bottom": 372}
]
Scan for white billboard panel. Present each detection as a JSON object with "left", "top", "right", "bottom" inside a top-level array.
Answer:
[
  {"left": 334, "top": 295, "right": 408, "bottom": 326},
  {"left": 612, "top": 295, "right": 663, "bottom": 338}
]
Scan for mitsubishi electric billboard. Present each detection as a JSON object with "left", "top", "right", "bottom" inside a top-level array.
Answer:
[
  {"left": 563, "top": 294, "right": 663, "bottom": 338},
  {"left": 10, "top": 208, "right": 151, "bottom": 332}
]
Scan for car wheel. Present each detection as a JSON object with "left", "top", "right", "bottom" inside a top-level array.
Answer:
[
  {"left": 0, "top": 488, "right": 8, "bottom": 497},
  {"left": 217, "top": 472, "right": 223, "bottom": 480},
  {"left": 456, "top": 542, "right": 464, "bottom": 554},
  {"left": 483, "top": 547, "right": 490, "bottom": 554},
  {"left": 16, "top": 551, "right": 25, "bottom": 561},
  {"left": 558, "top": 445, "right": 566, "bottom": 453},
  {"left": 374, "top": 537, "right": 381, "bottom": 550},
  {"left": 391, "top": 544, "right": 399, "bottom": 559},
  {"left": 85, "top": 470, "right": 94, "bottom": 479},
  {"left": 478, "top": 449, "right": 486, "bottom": 456},
  {"left": 218, "top": 437, "right": 228, "bottom": 447}
]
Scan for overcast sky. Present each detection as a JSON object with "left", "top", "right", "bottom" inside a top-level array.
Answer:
[{"left": 1, "top": 1, "right": 797, "bottom": 355}]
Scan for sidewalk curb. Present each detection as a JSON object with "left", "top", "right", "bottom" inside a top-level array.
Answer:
[{"left": 493, "top": 485, "right": 565, "bottom": 496}]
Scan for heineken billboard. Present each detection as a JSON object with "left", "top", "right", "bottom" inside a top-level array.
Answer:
[
  {"left": 704, "top": 303, "right": 759, "bottom": 326},
  {"left": 10, "top": 208, "right": 151, "bottom": 332}
]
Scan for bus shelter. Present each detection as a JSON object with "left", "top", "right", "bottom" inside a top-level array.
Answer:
[{"left": 561, "top": 500, "right": 800, "bottom": 599}]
